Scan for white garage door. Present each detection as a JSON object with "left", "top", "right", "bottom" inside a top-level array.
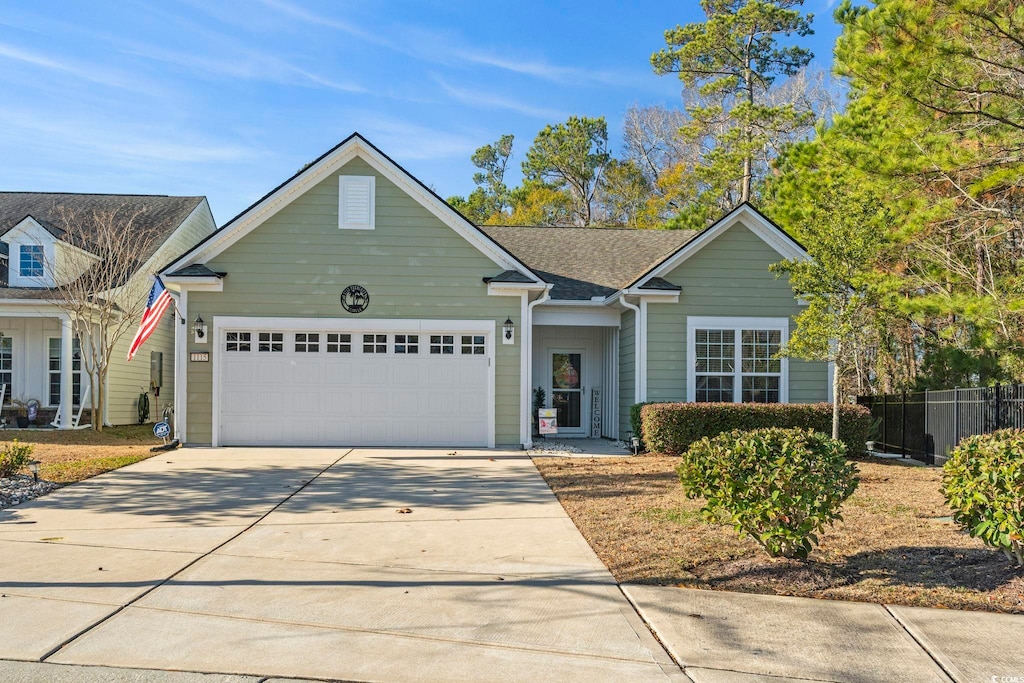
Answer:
[{"left": 217, "top": 323, "right": 491, "bottom": 447}]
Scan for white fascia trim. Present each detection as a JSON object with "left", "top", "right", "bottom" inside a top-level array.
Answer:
[
  {"left": 487, "top": 282, "right": 547, "bottom": 296},
  {"left": 537, "top": 299, "right": 612, "bottom": 307},
  {"left": 163, "top": 139, "right": 537, "bottom": 281},
  {"left": 161, "top": 276, "right": 223, "bottom": 290},
  {"left": 210, "top": 315, "right": 497, "bottom": 449},
  {"left": 633, "top": 205, "right": 809, "bottom": 289},
  {"left": 534, "top": 306, "right": 621, "bottom": 327},
  {"left": 622, "top": 287, "right": 680, "bottom": 302},
  {"left": 685, "top": 315, "right": 790, "bottom": 404}
]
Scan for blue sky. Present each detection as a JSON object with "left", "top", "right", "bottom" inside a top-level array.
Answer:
[{"left": 0, "top": 1, "right": 844, "bottom": 224}]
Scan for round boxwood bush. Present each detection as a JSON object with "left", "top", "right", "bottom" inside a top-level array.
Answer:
[
  {"left": 677, "top": 427, "right": 859, "bottom": 559},
  {"left": 942, "top": 429, "right": 1024, "bottom": 567}
]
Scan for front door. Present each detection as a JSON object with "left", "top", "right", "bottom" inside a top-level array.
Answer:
[{"left": 550, "top": 350, "right": 584, "bottom": 434}]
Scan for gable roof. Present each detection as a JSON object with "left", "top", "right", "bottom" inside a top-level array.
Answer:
[
  {"left": 480, "top": 225, "right": 697, "bottom": 300},
  {"left": 0, "top": 192, "right": 205, "bottom": 265},
  {"left": 160, "top": 133, "right": 540, "bottom": 282},
  {"left": 626, "top": 203, "right": 809, "bottom": 291}
]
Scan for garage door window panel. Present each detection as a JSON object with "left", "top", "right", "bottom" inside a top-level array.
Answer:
[
  {"left": 226, "top": 332, "right": 251, "bottom": 352},
  {"left": 430, "top": 335, "right": 454, "bottom": 355},
  {"left": 326, "top": 333, "right": 351, "bottom": 353},
  {"left": 363, "top": 334, "right": 387, "bottom": 354},
  {"left": 394, "top": 334, "right": 419, "bottom": 354},
  {"left": 258, "top": 332, "right": 283, "bottom": 352},
  {"left": 295, "top": 333, "right": 320, "bottom": 353},
  {"left": 461, "top": 335, "right": 485, "bottom": 355}
]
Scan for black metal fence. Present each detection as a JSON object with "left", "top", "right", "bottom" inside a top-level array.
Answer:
[{"left": 856, "top": 385, "right": 1024, "bottom": 465}]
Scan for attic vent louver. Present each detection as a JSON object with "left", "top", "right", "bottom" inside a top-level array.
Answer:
[{"left": 339, "top": 175, "right": 375, "bottom": 230}]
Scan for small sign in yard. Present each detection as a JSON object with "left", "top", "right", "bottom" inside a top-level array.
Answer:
[
  {"left": 153, "top": 422, "right": 171, "bottom": 439},
  {"left": 539, "top": 408, "right": 558, "bottom": 435}
]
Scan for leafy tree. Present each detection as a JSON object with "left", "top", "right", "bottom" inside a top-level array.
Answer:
[
  {"left": 507, "top": 181, "right": 574, "bottom": 226},
  {"left": 595, "top": 159, "right": 652, "bottom": 227},
  {"left": 651, "top": 0, "right": 816, "bottom": 221},
  {"left": 447, "top": 134, "right": 515, "bottom": 224},
  {"left": 522, "top": 116, "right": 611, "bottom": 226},
  {"left": 771, "top": 186, "right": 892, "bottom": 437}
]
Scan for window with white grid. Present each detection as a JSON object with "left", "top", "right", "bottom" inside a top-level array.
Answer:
[
  {"left": 461, "top": 335, "right": 485, "bottom": 355},
  {"left": 394, "top": 334, "right": 419, "bottom": 354},
  {"left": 258, "top": 332, "right": 283, "bottom": 352},
  {"left": 326, "top": 333, "right": 351, "bottom": 353},
  {"left": 430, "top": 335, "right": 454, "bottom": 355},
  {"left": 294, "top": 332, "right": 320, "bottom": 353},
  {"left": 226, "top": 332, "right": 251, "bottom": 352},
  {"left": 688, "top": 318, "right": 787, "bottom": 404},
  {"left": 363, "top": 334, "right": 387, "bottom": 354}
]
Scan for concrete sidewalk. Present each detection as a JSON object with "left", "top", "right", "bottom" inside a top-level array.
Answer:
[
  {"left": 625, "top": 585, "right": 1024, "bottom": 683},
  {"left": 0, "top": 447, "right": 680, "bottom": 682}
]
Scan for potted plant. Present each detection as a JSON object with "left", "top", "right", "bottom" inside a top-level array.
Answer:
[{"left": 11, "top": 398, "right": 31, "bottom": 429}]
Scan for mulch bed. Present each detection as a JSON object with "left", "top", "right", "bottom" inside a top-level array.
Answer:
[{"left": 533, "top": 453, "right": 1024, "bottom": 613}]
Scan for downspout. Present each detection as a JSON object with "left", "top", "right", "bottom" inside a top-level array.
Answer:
[
  {"left": 619, "top": 295, "right": 642, "bottom": 405},
  {"left": 523, "top": 284, "right": 553, "bottom": 449}
]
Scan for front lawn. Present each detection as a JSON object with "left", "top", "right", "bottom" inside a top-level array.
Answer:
[
  {"left": 534, "top": 454, "right": 1024, "bottom": 613},
  {"left": 3, "top": 424, "right": 160, "bottom": 484}
]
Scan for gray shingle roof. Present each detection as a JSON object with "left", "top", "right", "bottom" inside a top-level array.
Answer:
[
  {"left": 166, "top": 264, "right": 224, "bottom": 278},
  {"left": 0, "top": 192, "right": 204, "bottom": 265},
  {"left": 638, "top": 277, "right": 682, "bottom": 291},
  {"left": 479, "top": 225, "right": 698, "bottom": 300},
  {"left": 483, "top": 270, "right": 538, "bottom": 284}
]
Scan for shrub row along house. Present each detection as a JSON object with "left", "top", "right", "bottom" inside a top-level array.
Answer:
[{"left": 1, "top": 135, "right": 829, "bottom": 445}]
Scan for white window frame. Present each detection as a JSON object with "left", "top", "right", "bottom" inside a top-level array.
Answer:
[
  {"left": 0, "top": 336, "right": 12, "bottom": 405},
  {"left": 47, "top": 337, "right": 82, "bottom": 407},
  {"left": 19, "top": 244, "right": 44, "bottom": 278},
  {"left": 338, "top": 175, "right": 376, "bottom": 230},
  {"left": 686, "top": 316, "right": 789, "bottom": 404}
]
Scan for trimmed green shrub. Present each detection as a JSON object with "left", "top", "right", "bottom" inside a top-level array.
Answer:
[
  {"left": 629, "top": 402, "right": 652, "bottom": 449},
  {"left": 0, "top": 440, "right": 34, "bottom": 478},
  {"left": 641, "top": 402, "right": 872, "bottom": 456},
  {"left": 942, "top": 429, "right": 1024, "bottom": 567},
  {"left": 677, "top": 427, "right": 858, "bottom": 559}
]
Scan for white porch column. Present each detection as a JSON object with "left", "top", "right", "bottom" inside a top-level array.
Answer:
[{"left": 58, "top": 316, "right": 73, "bottom": 429}]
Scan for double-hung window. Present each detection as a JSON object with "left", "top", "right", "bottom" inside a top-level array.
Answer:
[
  {"left": 48, "top": 338, "right": 82, "bottom": 406},
  {"left": 20, "top": 245, "right": 44, "bottom": 278},
  {"left": 0, "top": 337, "right": 11, "bottom": 404},
  {"left": 688, "top": 317, "right": 788, "bottom": 404}
]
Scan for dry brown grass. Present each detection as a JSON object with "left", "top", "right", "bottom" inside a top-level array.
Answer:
[
  {"left": 2, "top": 424, "right": 159, "bottom": 483},
  {"left": 534, "top": 454, "right": 1024, "bottom": 613}
]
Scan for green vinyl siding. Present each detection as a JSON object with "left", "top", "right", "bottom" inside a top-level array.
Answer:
[
  {"left": 646, "top": 219, "right": 827, "bottom": 404},
  {"left": 184, "top": 157, "right": 522, "bottom": 445},
  {"left": 618, "top": 308, "right": 635, "bottom": 437}
]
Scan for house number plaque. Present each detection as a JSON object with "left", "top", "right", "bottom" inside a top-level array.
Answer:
[{"left": 340, "top": 285, "right": 370, "bottom": 313}]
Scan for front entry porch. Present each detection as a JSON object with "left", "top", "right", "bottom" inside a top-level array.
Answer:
[
  {"left": 0, "top": 312, "right": 87, "bottom": 429},
  {"left": 531, "top": 322, "right": 619, "bottom": 441}
]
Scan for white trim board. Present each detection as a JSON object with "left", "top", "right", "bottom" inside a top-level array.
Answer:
[
  {"left": 209, "top": 315, "right": 496, "bottom": 449},
  {"left": 631, "top": 204, "right": 809, "bottom": 289},
  {"left": 162, "top": 135, "right": 538, "bottom": 282},
  {"left": 685, "top": 315, "right": 790, "bottom": 404}
]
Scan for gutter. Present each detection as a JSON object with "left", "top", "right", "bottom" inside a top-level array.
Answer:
[
  {"left": 618, "top": 294, "right": 644, "bottom": 405},
  {"left": 523, "top": 284, "right": 553, "bottom": 449}
]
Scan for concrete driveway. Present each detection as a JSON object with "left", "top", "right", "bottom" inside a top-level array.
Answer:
[{"left": 0, "top": 448, "right": 681, "bottom": 682}]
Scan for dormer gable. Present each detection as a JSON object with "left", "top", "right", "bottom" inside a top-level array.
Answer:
[{"left": 1, "top": 215, "right": 101, "bottom": 288}]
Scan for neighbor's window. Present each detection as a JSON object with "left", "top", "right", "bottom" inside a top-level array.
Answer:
[
  {"left": 0, "top": 336, "right": 11, "bottom": 404},
  {"left": 690, "top": 318, "right": 786, "bottom": 404},
  {"left": 48, "top": 338, "right": 82, "bottom": 406},
  {"left": 20, "top": 245, "right": 44, "bottom": 278}
]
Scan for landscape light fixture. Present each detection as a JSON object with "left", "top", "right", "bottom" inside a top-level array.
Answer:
[
  {"left": 631, "top": 436, "right": 640, "bottom": 456},
  {"left": 28, "top": 460, "right": 40, "bottom": 482}
]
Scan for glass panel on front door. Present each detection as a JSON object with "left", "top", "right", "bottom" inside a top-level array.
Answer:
[{"left": 551, "top": 352, "right": 582, "bottom": 429}]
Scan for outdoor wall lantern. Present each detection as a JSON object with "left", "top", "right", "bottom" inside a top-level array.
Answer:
[
  {"left": 193, "top": 315, "right": 208, "bottom": 344},
  {"left": 503, "top": 317, "right": 515, "bottom": 345},
  {"left": 28, "top": 459, "right": 40, "bottom": 482}
]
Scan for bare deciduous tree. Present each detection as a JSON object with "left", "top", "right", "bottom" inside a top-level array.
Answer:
[{"left": 41, "top": 205, "right": 165, "bottom": 430}]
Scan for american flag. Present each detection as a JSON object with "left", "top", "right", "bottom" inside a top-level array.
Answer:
[{"left": 127, "top": 277, "right": 173, "bottom": 361}]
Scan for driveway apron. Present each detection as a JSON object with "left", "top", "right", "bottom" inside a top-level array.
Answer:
[{"left": 0, "top": 448, "right": 679, "bottom": 682}]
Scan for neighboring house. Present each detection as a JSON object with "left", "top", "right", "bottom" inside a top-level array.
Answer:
[
  {"left": 0, "top": 193, "right": 216, "bottom": 427},
  {"left": 161, "top": 133, "right": 828, "bottom": 449}
]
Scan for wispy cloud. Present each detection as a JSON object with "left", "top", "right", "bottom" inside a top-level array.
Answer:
[
  {"left": 355, "top": 118, "right": 480, "bottom": 161},
  {"left": 0, "top": 41, "right": 139, "bottom": 90},
  {"left": 433, "top": 76, "right": 567, "bottom": 120},
  {"left": 254, "top": 0, "right": 395, "bottom": 49}
]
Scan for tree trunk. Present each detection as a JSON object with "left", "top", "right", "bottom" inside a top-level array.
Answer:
[{"left": 832, "top": 350, "right": 842, "bottom": 442}]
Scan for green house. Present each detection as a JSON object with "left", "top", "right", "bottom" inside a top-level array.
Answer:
[{"left": 161, "top": 134, "right": 829, "bottom": 448}]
